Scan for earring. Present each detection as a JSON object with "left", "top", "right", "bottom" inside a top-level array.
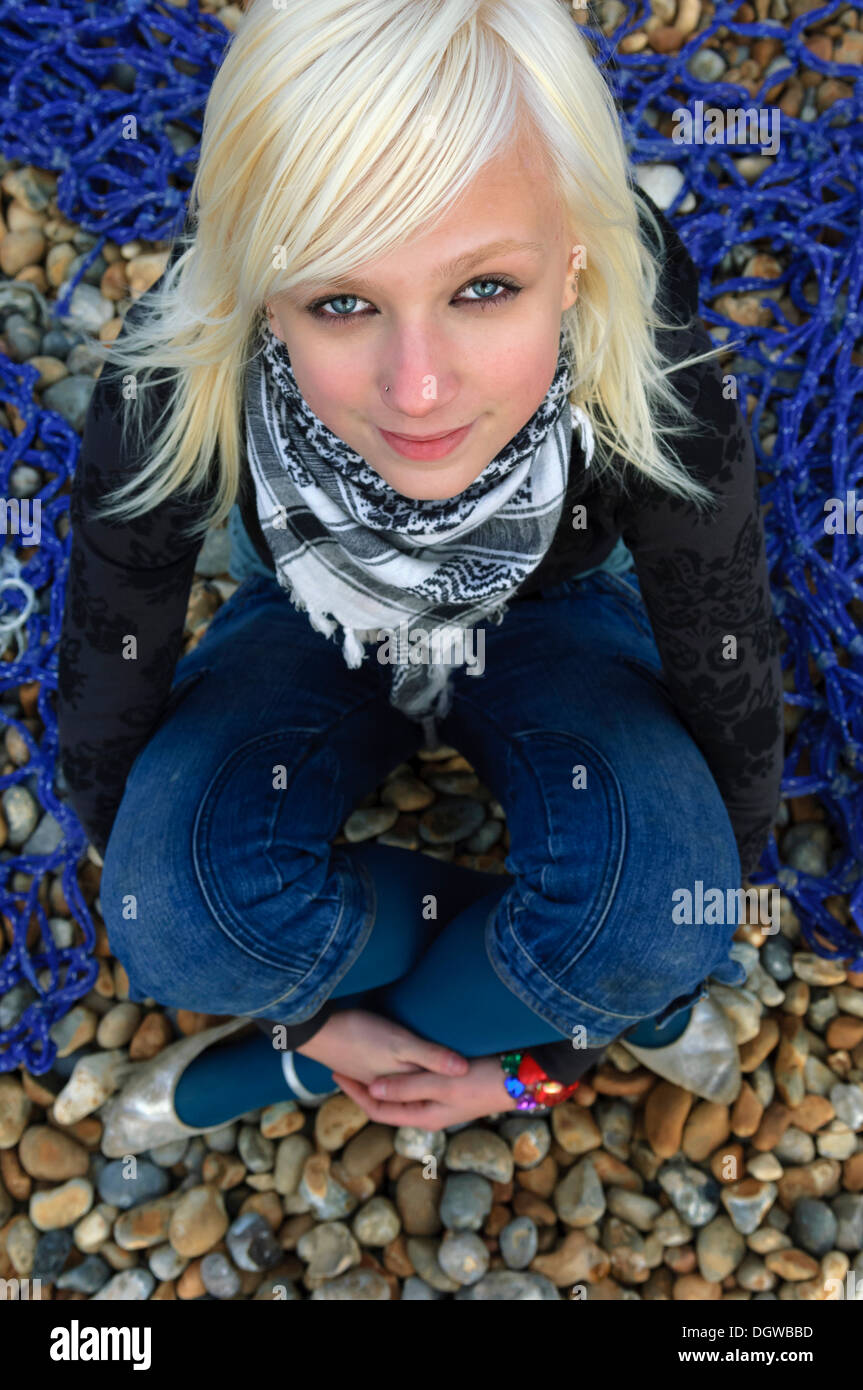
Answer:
[{"left": 384, "top": 385, "right": 390, "bottom": 393}]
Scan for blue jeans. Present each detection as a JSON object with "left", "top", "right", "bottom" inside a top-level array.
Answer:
[{"left": 100, "top": 511, "right": 746, "bottom": 1050}]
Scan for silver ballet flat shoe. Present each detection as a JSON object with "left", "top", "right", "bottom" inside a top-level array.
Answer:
[
  {"left": 619, "top": 991, "right": 742, "bottom": 1106},
  {"left": 100, "top": 1017, "right": 261, "bottom": 1157}
]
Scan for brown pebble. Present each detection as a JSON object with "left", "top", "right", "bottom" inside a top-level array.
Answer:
[
  {"left": 515, "top": 1154, "right": 558, "bottom": 1199},
  {"left": 531, "top": 1228, "right": 611, "bottom": 1286},
  {"left": 709, "top": 1144, "right": 745, "bottom": 1185},
  {"left": 239, "top": 1191, "right": 283, "bottom": 1231},
  {"left": 176, "top": 1258, "right": 206, "bottom": 1299},
  {"left": 551, "top": 1102, "right": 602, "bottom": 1156},
  {"left": 731, "top": 1082, "right": 763, "bottom": 1138},
  {"left": 0, "top": 1148, "right": 32, "bottom": 1201},
  {"left": 664, "top": 1244, "right": 697, "bottom": 1275},
  {"left": 645, "top": 1082, "right": 694, "bottom": 1158},
  {"left": 765, "top": 1248, "right": 820, "bottom": 1281},
  {"left": 18, "top": 1126, "right": 89, "bottom": 1181},
  {"left": 777, "top": 1159, "right": 842, "bottom": 1211},
  {"left": 752, "top": 1100, "right": 792, "bottom": 1151},
  {"left": 589, "top": 1152, "right": 642, "bottom": 1191},
  {"left": 682, "top": 1102, "right": 730, "bottom": 1162},
  {"left": 790, "top": 1094, "right": 835, "bottom": 1133},
  {"left": 382, "top": 1233, "right": 414, "bottom": 1278},
  {"left": 843, "top": 1152, "right": 863, "bottom": 1192},
  {"left": 128, "top": 1012, "right": 173, "bottom": 1061},
  {"left": 394, "top": 1164, "right": 442, "bottom": 1236},
  {"left": 826, "top": 1016, "right": 863, "bottom": 1051},
  {"left": 739, "top": 1018, "right": 780, "bottom": 1071},
  {"left": 168, "top": 1185, "right": 228, "bottom": 1258},
  {"left": 386, "top": 1153, "right": 415, "bottom": 1183},
  {"left": 341, "top": 1124, "right": 395, "bottom": 1178},
  {"left": 512, "top": 1190, "right": 557, "bottom": 1226},
  {"left": 592, "top": 1065, "right": 655, "bottom": 1098},
  {"left": 484, "top": 1203, "right": 512, "bottom": 1238},
  {"left": 673, "top": 1273, "right": 723, "bottom": 1299},
  {"left": 277, "top": 1212, "right": 316, "bottom": 1250},
  {"left": 151, "top": 1280, "right": 177, "bottom": 1300},
  {"left": 201, "top": 1153, "right": 247, "bottom": 1190}
]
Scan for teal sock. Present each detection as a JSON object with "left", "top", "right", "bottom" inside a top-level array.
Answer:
[
  {"left": 173, "top": 1029, "right": 335, "bottom": 1128},
  {"left": 624, "top": 1004, "right": 692, "bottom": 1049}
]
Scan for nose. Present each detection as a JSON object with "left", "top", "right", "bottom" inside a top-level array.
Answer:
[{"left": 378, "top": 329, "right": 456, "bottom": 419}]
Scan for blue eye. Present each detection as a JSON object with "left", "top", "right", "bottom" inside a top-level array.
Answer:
[{"left": 306, "top": 275, "right": 521, "bottom": 322}]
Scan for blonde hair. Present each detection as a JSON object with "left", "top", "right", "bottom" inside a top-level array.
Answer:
[{"left": 90, "top": 0, "right": 727, "bottom": 542}]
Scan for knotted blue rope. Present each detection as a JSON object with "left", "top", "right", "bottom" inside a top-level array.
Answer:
[{"left": 0, "top": 0, "right": 860, "bottom": 1072}]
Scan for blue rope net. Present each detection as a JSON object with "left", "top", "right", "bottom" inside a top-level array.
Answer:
[{"left": 0, "top": 0, "right": 860, "bottom": 1073}]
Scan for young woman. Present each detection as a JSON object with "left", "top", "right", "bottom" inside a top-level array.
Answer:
[{"left": 57, "top": 0, "right": 784, "bottom": 1154}]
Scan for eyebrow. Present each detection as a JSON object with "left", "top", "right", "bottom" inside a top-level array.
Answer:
[{"left": 308, "top": 239, "right": 546, "bottom": 297}]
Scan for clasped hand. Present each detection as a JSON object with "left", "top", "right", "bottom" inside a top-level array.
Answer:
[{"left": 296, "top": 1007, "right": 517, "bottom": 1131}]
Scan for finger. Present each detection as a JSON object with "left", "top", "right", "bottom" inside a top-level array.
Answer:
[
  {"left": 368, "top": 1072, "right": 448, "bottom": 1103},
  {"left": 403, "top": 1039, "right": 470, "bottom": 1077},
  {"left": 333, "top": 1073, "right": 444, "bottom": 1129}
]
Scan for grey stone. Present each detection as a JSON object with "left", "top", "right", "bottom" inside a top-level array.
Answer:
[
  {"left": 206, "top": 1123, "right": 238, "bottom": 1154},
  {"left": 148, "top": 1243, "right": 187, "bottom": 1281},
  {"left": 97, "top": 1160, "right": 170, "bottom": 1211},
  {"left": 606, "top": 1188, "right": 662, "bottom": 1232},
  {"left": 418, "top": 796, "right": 487, "bottom": 845},
  {"left": 444, "top": 1127, "right": 514, "bottom": 1183},
  {"left": 200, "top": 1251, "right": 242, "bottom": 1299},
  {"left": 687, "top": 48, "right": 727, "bottom": 82},
  {"left": 830, "top": 1083, "right": 863, "bottom": 1131},
  {"left": 594, "top": 1098, "right": 634, "bottom": 1160},
  {"left": 455, "top": 1270, "right": 560, "bottom": 1300},
  {"left": 832, "top": 1194, "right": 863, "bottom": 1253},
  {"left": 310, "top": 1268, "right": 391, "bottom": 1299},
  {"left": 22, "top": 813, "right": 65, "bottom": 857},
  {"left": 722, "top": 1180, "right": 777, "bottom": 1235},
  {"left": 41, "top": 375, "right": 96, "bottom": 433},
  {"left": 405, "top": 1236, "right": 461, "bottom": 1293},
  {"left": 3, "top": 313, "right": 42, "bottom": 361},
  {"left": 0, "top": 981, "right": 38, "bottom": 1029},
  {"left": 59, "top": 283, "right": 114, "bottom": 336},
  {"left": 499, "top": 1114, "right": 551, "bottom": 1168},
  {"left": 91, "top": 1269, "right": 156, "bottom": 1300},
  {"left": 789, "top": 1198, "right": 837, "bottom": 1257},
  {"left": 762, "top": 935, "right": 794, "bottom": 982},
  {"left": 439, "top": 1172, "right": 494, "bottom": 1232},
  {"left": 343, "top": 805, "right": 399, "bottom": 842},
  {"left": 658, "top": 1158, "right": 721, "bottom": 1228},
  {"left": 237, "top": 1125, "right": 275, "bottom": 1174},
  {"left": 555, "top": 1155, "right": 606, "bottom": 1227},
  {"left": 148, "top": 1139, "right": 188, "bottom": 1169},
  {"left": 297, "top": 1221, "right": 361, "bottom": 1280},
  {"left": 226, "top": 1212, "right": 283, "bottom": 1272},
  {"left": 781, "top": 823, "right": 831, "bottom": 876},
  {"left": 500, "top": 1216, "right": 538, "bottom": 1270},
  {"left": 437, "top": 1231, "right": 490, "bottom": 1286},
  {"left": 464, "top": 819, "right": 502, "bottom": 853},
  {"left": 352, "top": 1196, "right": 401, "bottom": 1247},
  {"left": 2, "top": 786, "right": 39, "bottom": 846},
  {"left": 773, "top": 1127, "right": 816, "bottom": 1165},
  {"left": 400, "top": 1275, "right": 441, "bottom": 1299},
  {"left": 32, "top": 1229, "right": 73, "bottom": 1283},
  {"left": 56, "top": 1254, "right": 111, "bottom": 1294}
]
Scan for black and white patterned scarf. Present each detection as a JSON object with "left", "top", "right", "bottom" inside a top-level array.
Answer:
[{"left": 244, "top": 322, "right": 595, "bottom": 728}]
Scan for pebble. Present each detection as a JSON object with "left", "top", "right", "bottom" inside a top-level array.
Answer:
[
  {"left": 30, "top": 1177, "right": 94, "bottom": 1230},
  {"left": 830, "top": 1082, "right": 863, "bottom": 1130},
  {"left": 721, "top": 1179, "right": 777, "bottom": 1234},
  {"left": 405, "top": 1236, "right": 461, "bottom": 1293},
  {"left": 53, "top": 1049, "right": 128, "bottom": 1124},
  {"left": 444, "top": 1128, "right": 514, "bottom": 1183},
  {"left": 18, "top": 1125, "right": 89, "bottom": 1181},
  {"left": 394, "top": 1126, "right": 446, "bottom": 1163},
  {"left": 56, "top": 1254, "right": 111, "bottom": 1294},
  {"left": 352, "top": 1196, "right": 401, "bottom": 1247},
  {"left": 499, "top": 1114, "right": 551, "bottom": 1167},
  {"left": 0, "top": 1074, "right": 32, "bottom": 1147},
  {"left": 343, "top": 805, "right": 399, "bottom": 841},
  {"left": 310, "top": 1268, "right": 391, "bottom": 1299},
  {"left": 148, "top": 1243, "right": 188, "bottom": 1281},
  {"left": 789, "top": 1197, "right": 837, "bottom": 1256},
  {"left": 500, "top": 1215, "right": 539, "bottom": 1269},
  {"left": 21, "top": 811, "right": 65, "bottom": 857},
  {"left": 114, "top": 1197, "right": 178, "bottom": 1251},
  {"left": 2, "top": 785, "right": 39, "bottom": 845},
  {"left": 774, "top": 1127, "right": 816, "bottom": 1165},
  {"left": 437, "top": 1231, "right": 490, "bottom": 1285},
  {"left": 91, "top": 1268, "right": 155, "bottom": 1300},
  {"left": 206, "top": 1123, "right": 238, "bottom": 1154},
  {"left": 260, "top": 1101, "right": 304, "bottom": 1139},
  {"left": 299, "top": 1154, "right": 359, "bottom": 1219},
  {"left": 551, "top": 1102, "right": 601, "bottom": 1156},
  {"left": 438, "top": 1172, "right": 494, "bottom": 1232},
  {"left": 605, "top": 1188, "right": 662, "bottom": 1231},
  {"left": 781, "top": 823, "right": 832, "bottom": 876},
  {"left": 315, "top": 1094, "right": 368, "bottom": 1151},
  {"left": 792, "top": 952, "right": 846, "bottom": 986},
  {"left": 658, "top": 1158, "right": 721, "bottom": 1227},
  {"left": 455, "top": 1270, "right": 560, "bottom": 1300},
  {"left": 274, "top": 1134, "right": 314, "bottom": 1195},
  {"left": 554, "top": 1155, "right": 606, "bottom": 1227},
  {"left": 394, "top": 1164, "right": 443, "bottom": 1235},
  {"left": 401, "top": 1275, "right": 441, "bottom": 1299},
  {"left": 342, "top": 1124, "right": 395, "bottom": 1177},
  {"left": 833, "top": 1194, "right": 863, "bottom": 1252},
  {"left": 97, "top": 1159, "right": 170, "bottom": 1209},
  {"left": 41, "top": 375, "right": 96, "bottom": 432},
  {"left": 380, "top": 774, "right": 435, "bottom": 811},
  {"left": 168, "top": 1185, "right": 228, "bottom": 1257},
  {"left": 96, "top": 1002, "right": 142, "bottom": 1049},
  {"left": 635, "top": 162, "right": 686, "bottom": 210},
  {"left": 32, "top": 1227, "right": 74, "bottom": 1283},
  {"left": 762, "top": 935, "right": 794, "bottom": 981},
  {"left": 594, "top": 1099, "right": 634, "bottom": 1159},
  {"left": 148, "top": 1139, "right": 188, "bottom": 1169},
  {"left": 200, "top": 1251, "right": 242, "bottom": 1299},
  {"left": 418, "top": 796, "right": 486, "bottom": 844},
  {"left": 237, "top": 1125, "right": 275, "bottom": 1173},
  {"left": 226, "top": 1211, "right": 283, "bottom": 1272}
]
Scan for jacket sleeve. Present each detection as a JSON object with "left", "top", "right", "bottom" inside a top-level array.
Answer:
[
  {"left": 616, "top": 192, "right": 785, "bottom": 882},
  {"left": 57, "top": 316, "right": 211, "bottom": 858}
]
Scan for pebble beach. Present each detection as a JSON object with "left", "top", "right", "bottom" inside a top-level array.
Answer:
[{"left": 1, "top": 0, "right": 861, "bottom": 1302}]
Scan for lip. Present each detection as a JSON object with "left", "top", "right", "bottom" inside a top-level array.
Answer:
[{"left": 378, "top": 421, "right": 474, "bottom": 460}]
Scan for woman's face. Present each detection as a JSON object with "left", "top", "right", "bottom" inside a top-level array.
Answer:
[{"left": 265, "top": 133, "right": 579, "bottom": 500}]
